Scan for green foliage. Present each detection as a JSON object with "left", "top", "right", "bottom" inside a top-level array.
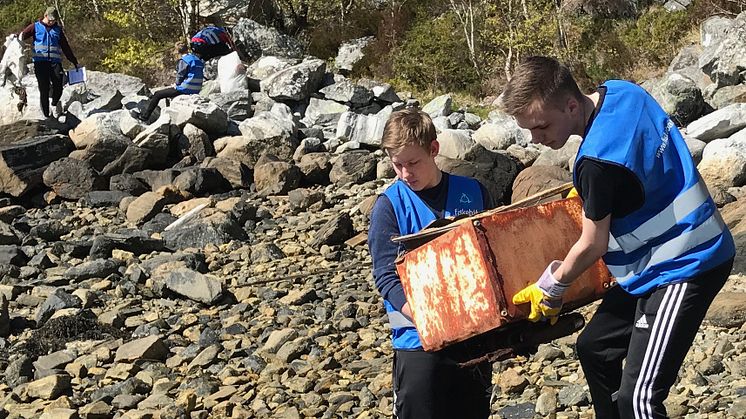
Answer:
[
  {"left": 0, "top": 0, "right": 47, "bottom": 33},
  {"left": 101, "top": 37, "right": 166, "bottom": 80},
  {"left": 391, "top": 12, "right": 480, "bottom": 93},
  {"left": 621, "top": 7, "right": 693, "bottom": 67}
]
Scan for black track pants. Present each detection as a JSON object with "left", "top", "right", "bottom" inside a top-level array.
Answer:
[
  {"left": 577, "top": 258, "right": 733, "bottom": 419},
  {"left": 392, "top": 349, "right": 492, "bottom": 419},
  {"left": 143, "top": 87, "right": 183, "bottom": 119},
  {"left": 34, "top": 61, "right": 64, "bottom": 117}
]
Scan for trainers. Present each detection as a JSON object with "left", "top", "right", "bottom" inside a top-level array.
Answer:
[
  {"left": 130, "top": 108, "right": 148, "bottom": 122},
  {"left": 51, "top": 102, "right": 63, "bottom": 119}
]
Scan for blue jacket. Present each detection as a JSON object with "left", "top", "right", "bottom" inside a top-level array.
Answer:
[
  {"left": 191, "top": 26, "right": 228, "bottom": 45},
  {"left": 176, "top": 53, "right": 204, "bottom": 94},
  {"left": 33, "top": 21, "right": 62, "bottom": 63},
  {"left": 381, "top": 175, "right": 483, "bottom": 349},
  {"left": 574, "top": 80, "right": 735, "bottom": 295}
]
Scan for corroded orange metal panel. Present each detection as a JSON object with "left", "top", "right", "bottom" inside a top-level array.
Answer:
[
  {"left": 396, "top": 197, "right": 613, "bottom": 351},
  {"left": 397, "top": 224, "right": 507, "bottom": 351}
]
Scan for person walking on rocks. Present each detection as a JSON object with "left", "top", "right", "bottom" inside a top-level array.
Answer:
[
  {"left": 190, "top": 25, "right": 235, "bottom": 61},
  {"left": 368, "top": 108, "right": 494, "bottom": 419},
  {"left": 19, "top": 6, "right": 78, "bottom": 119},
  {"left": 502, "top": 56, "right": 735, "bottom": 419},
  {"left": 135, "top": 42, "right": 204, "bottom": 122}
]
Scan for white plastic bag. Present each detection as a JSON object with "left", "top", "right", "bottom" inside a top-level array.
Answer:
[
  {"left": 0, "top": 34, "right": 27, "bottom": 86},
  {"left": 217, "top": 51, "right": 247, "bottom": 93}
]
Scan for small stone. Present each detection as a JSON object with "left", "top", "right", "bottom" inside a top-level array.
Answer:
[
  {"left": 39, "top": 409, "right": 79, "bottom": 419},
  {"left": 498, "top": 368, "right": 529, "bottom": 394},
  {"left": 115, "top": 335, "right": 169, "bottom": 363},
  {"left": 79, "top": 400, "right": 111, "bottom": 419}
]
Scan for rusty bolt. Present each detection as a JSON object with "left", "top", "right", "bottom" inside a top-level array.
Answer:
[{"left": 500, "top": 309, "right": 508, "bottom": 317}]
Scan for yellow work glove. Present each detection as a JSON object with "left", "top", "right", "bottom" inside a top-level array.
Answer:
[{"left": 512, "top": 261, "right": 568, "bottom": 325}]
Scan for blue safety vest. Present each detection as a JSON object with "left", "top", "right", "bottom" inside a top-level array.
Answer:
[
  {"left": 382, "top": 174, "right": 484, "bottom": 349},
  {"left": 574, "top": 80, "right": 735, "bottom": 296},
  {"left": 191, "top": 26, "right": 227, "bottom": 45},
  {"left": 33, "top": 21, "right": 62, "bottom": 63},
  {"left": 176, "top": 53, "right": 204, "bottom": 94}
]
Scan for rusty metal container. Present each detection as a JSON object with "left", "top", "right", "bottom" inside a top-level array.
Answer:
[{"left": 395, "top": 197, "right": 613, "bottom": 352}]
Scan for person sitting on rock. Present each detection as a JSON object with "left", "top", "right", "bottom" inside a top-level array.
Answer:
[
  {"left": 368, "top": 108, "right": 495, "bottom": 419},
  {"left": 190, "top": 25, "right": 235, "bottom": 61},
  {"left": 135, "top": 42, "right": 204, "bottom": 122},
  {"left": 19, "top": 6, "right": 78, "bottom": 119}
]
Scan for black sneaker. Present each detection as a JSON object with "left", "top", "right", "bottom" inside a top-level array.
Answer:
[{"left": 130, "top": 108, "right": 148, "bottom": 122}]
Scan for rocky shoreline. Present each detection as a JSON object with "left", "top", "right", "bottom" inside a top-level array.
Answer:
[{"left": 0, "top": 13, "right": 744, "bottom": 419}]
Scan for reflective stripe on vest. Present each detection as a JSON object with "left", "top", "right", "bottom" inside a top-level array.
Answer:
[
  {"left": 176, "top": 54, "right": 204, "bottom": 94},
  {"left": 382, "top": 174, "right": 484, "bottom": 349},
  {"left": 33, "top": 21, "right": 62, "bottom": 63},
  {"left": 574, "top": 80, "right": 734, "bottom": 296}
]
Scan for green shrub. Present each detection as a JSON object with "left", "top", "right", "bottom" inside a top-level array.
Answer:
[
  {"left": 391, "top": 12, "right": 480, "bottom": 94},
  {"left": 101, "top": 37, "right": 167, "bottom": 80},
  {"left": 621, "top": 6, "right": 693, "bottom": 67}
]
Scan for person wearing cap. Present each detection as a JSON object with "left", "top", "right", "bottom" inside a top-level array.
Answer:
[
  {"left": 190, "top": 25, "right": 235, "bottom": 61},
  {"left": 134, "top": 42, "right": 204, "bottom": 122},
  {"left": 20, "top": 7, "right": 78, "bottom": 119}
]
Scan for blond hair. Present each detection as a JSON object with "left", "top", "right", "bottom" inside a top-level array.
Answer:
[
  {"left": 499, "top": 56, "right": 584, "bottom": 116},
  {"left": 381, "top": 108, "right": 437, "bottom": 153}
]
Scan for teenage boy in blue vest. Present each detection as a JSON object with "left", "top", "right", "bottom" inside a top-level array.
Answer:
[
  {"left": 368, "top": 108, "right": 494, "bottom": 419},
  {"left": 136, "top": 42, "right": 204, "bottom": 121},
  {"left": 500, "top": 56, "right": 735, "bottom": 419},
  {"left": 20, "top": 7, "right": 78, "bottom": 119}
]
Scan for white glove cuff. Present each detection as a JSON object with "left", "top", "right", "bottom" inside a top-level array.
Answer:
[{"left": 537, "top": 260, "right": 569, "bottom": 299}]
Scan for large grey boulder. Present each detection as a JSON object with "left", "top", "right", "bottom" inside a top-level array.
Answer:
[
  {"left": 254, "top": 159, "right": 302, "bottom": 196},
  {"left": 698, "top": 129, "right": 746, "bottom": 189},
  {"left": 260, "top": 59, "right": 326, "bottom": 102},
  {"left": 707, "top": 84, "right": 746, "bottom": 110},
  {"left": 335, "top": 36, "right": 374, "bottom": 74},
  {"left": 232, "top": 18, "right": 304, "bottom": 61},
  {"left": 0, "top": 135, "right": 75, "bottom": 197},
  {"left": 303, "top": 98, "right": 349, "bottom": 128},
  {"left": 357, "top": 79, "right": 402, "bottom": 103},
  {"left": 512, "top": 165, "right": 572, "bottom": 203},
  {"left": 642, "top": 72, "right": 705, "bottom": 126},
  {"left": 329, "top": 151, "right": 377, "bottom": 185},
  {"left": 533, "top": 136, "right": 582, "bottom": 170},
  {"left": 473, "top": 117, "right": 528, "bottom": 151},
  {"left": 422, "top": 94, "right": 452, "bottom": 118},
  {"left": 62, "top": 71, "right": 149, "bottom": 106},
  {"left": 561, "top": 0, "right": 637, "bottom": 18},
  {"left": 218, "top": 104, "right": 298, "bottom": 166},
  {"left": 164, "top": 95, "right": 229, "bottom": 136},
  {"left": 699, "top": 12, "right": 746, "bottom": 87},
  {"left": 69, "top": 112, "right": 127, "bottom": 150},
  {"left": 42, "top": 158, "right": 104, "bottom": 200},
  {"left": 320, "top": 79, "right": 373, "bottom": 106},
  {"left": 162, "top": 210, "right": 246, "bottom": 250},
  {"left": 133, "top": 114, "right": 177, "bottom": 165},
  {"left": 436, "top": 150, "right": 522, "bottom": 205},
  {"left": 686, "top": 103, "right": 746, "bottom": 141},
  {"left": 335, "top": 106, "right": 394, "bottom": 147},
  {"left": 246, "top": 56, "right": 299, "bottom": 81},
  {"left": 700, "top": 15, "right": 733, "bottom": 48},
  {"left": 437, "top": 129, "right": 476, "bottom": 160},
  {"left": 208, "top": 90, "right": 252, "bottom": 122}
]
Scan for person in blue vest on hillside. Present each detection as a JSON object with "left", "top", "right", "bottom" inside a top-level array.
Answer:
[
  {"left": 135, "top": 42, "right": 204, "bottom": 122},
  {"left": 500, "top": 56, "right": 735, "bottom": 419},
  {"left": 190, "top": 25, "right": 235, "bottom": 61},
  {"left": 20, "top": 6, "right": 78, "bottom": 119},
  {"left": 368, "top": 108, "right": 494, "bottom": 419}
]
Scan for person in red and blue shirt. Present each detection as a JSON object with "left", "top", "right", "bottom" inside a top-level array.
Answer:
[
  {"left": 20, "top": 7, "right": 78, "bottom": 119},
  {"left": 190, "top": 25, "right": 235, "bottom": 61}
]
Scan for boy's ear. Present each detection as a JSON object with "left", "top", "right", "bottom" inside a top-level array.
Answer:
[{"left": 430, "top": 140, "right": 440, "bottom": 157}]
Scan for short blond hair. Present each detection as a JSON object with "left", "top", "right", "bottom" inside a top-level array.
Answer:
[
  {"left": 499, "top": 56, "right": 584, "bottom": 116},
  {"left": 381, "top": 108, "right": 437, "bottom": 153}
]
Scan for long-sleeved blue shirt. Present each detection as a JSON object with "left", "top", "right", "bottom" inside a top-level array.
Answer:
[{"left": 369, "top": 173, "right": 494, "bottom": 312}]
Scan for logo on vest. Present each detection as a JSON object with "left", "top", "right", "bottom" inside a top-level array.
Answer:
[
  {"left": 459, "top": 193, "right": 472, "bottom": 204},
  {"left": 635, "top": 315, "right": 649, "bottom": 329}
]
